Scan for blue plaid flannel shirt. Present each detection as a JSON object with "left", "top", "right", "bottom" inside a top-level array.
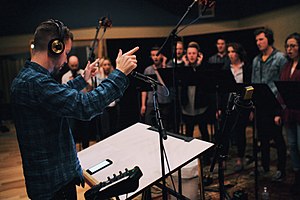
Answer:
[{"left": 11, "top": 60, "right": 129, "bottom": 199}]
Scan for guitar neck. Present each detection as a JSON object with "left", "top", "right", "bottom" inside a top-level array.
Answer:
[{"left": 83, "top": 170, "right": 99, "bottom": 186}]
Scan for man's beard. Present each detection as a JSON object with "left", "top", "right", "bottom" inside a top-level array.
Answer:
[
  {"left": 50, "top": 66, "right": 60, "bottom": 76},
  {"left": 177, "top": 54, "right": 183, "bottom": 59}
]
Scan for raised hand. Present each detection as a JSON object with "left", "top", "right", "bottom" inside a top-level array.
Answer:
[
  {"left": 161, "top": 54, "right": 168, "bottom": 68},
  {"left": 197, "top": 52, "right": 203, "bottom": 65},
  {"left": 83, "top": 58, "right": 100, "bottom": 82},
  {"left": 116, "top": 47, "right": 139, "bottom": 75},
  {"left": 182, "top": 54, "right": 189, "bottom": 66}
]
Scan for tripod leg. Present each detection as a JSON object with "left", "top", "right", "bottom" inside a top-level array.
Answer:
[
  {"left": 253, "top": 108, "right": 259, "bottom": 200},
  {"left": 198, "top": 159, "right": 205, "bottom": 200}
]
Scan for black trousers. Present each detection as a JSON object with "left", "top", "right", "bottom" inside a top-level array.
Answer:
[
  {"left": 222, "top": 108, "right": 250, "bottom": 157},
  {"left": 256, "top": 111, "right": 287, "bottom": 172},
  {"left": 181, "top": 112, "right": 209, "bottom": 141},
  {"left": 182, "top": 112, "right": 211, "bottom": 164},
  {"left": 52, "top": 180, "right": 77, "bottom": 200},
  {"left": 145, "top": 103, "right": 174, "bottom": 132},
  {"left": 100, "top": 105, "right": 120, "bottom": 140}
]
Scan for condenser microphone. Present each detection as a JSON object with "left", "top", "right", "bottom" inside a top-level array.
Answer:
[
  {"left": 234, "top": 87, "right": 254, "bottom": 110},
  {"left": 131, "top": 71, "right": 163, "bottom": 86},
  {"left": 99, "top": 16, "right": 112, "bottom": 31}
]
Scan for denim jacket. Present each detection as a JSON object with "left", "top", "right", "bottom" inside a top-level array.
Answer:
[{"left": 252, "top": 49, "right": 287, "bottom": 96}]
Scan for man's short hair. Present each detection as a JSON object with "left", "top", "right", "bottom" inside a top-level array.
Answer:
[
  {"left": 151, "top": 46, "right": 160, "bottom": 51},
  {"left": 216, "top": 36, "right": 226, "bottom": 43},
  {"left": 254, "top": 28, "right": 274, "bottom": 46},
  {"left": 33, "top": 19, "right": 72, "bottom": 52},
  {"left": 187, "top": 41, "right": 200, "bottom": 51}
]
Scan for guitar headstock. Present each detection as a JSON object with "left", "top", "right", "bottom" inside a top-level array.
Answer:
[{"left": 84, "top": 166, "right": 143, "bottom": 200}]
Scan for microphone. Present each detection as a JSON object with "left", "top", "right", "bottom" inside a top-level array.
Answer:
[
  {"left": 234, "top": 86, "right": 254, "bottom": 111},
  {"left": 99, "top": 16, "right": 112, "bottom": 30},
  {"left": 131, "top": 71, "right": 163, "bottom": 86}
]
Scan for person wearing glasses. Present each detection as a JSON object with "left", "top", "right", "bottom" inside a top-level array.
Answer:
[{"left": 274, "top": 32, "right": 300, "bottom": 194}]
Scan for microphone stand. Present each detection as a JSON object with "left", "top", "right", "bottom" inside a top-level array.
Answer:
[
  {"left": 88, "top": 21, "right": 100, "bottom": 62},
  {"left": 156, "top": 0, "right": 197, "bottom": 57},
  {"left": 155, "top": 0, "right": 199, "bottom": 197},
  {"left": 253, "top": 106, "right": 259, "bottom": 200},
  {"left": 204, "top": 93, "right": 237, "bottom": 200},
  {"left": 88, "top": 19, "right": 105, "bottom": 141},
  {"left": 151, "top": 82, "right": 168, "bottom": 200},
  {"left": 139, "top": 78, "right": 188, "bottom": 200},
  {"left": 206, "top": 94, "right": 253, "bottom": 200}
]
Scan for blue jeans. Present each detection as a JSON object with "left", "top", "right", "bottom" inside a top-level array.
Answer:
[{"left": 285, "top": 122, "right": 300, "bottom": 171}]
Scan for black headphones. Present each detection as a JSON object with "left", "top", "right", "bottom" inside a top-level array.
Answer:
[{"left": 48, "top": 19, "right": 65, "bottom": 55}]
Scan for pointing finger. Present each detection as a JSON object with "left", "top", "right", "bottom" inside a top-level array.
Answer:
[
  {"left": 91, "top": 58, "right": 100, "bottom": 66},
  {"left": 123, "top": 46, "right": 139, "bottom": 56},
  {"left": 117, "top": 49, "right": 122, "bottom": 58}
]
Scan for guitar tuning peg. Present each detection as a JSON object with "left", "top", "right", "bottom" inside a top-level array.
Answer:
[
  {"left": 113, "top": 174, "right": 117, "bottom": 178},
  {"left": 107, "top": 176, "right": 111, "bottom": 180},
  {"left": 119, "top": 171, "right": 122, "bottom": 175},
  {"left": 125, "top": 168, "right": 128, "bottom": 172}
]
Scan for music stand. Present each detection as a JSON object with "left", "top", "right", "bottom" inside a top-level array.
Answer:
[
  {"left": 158, "top": 67, "right": 237, "bottom": 132},
  {"left": 275, "top": 81, "right": 300, "bottom": 110},
  {"left": 78, "top": 123, "right": 213, "bottom": 200},
  {"left": 204, "top": 62, "right": 225, "bottom": 69},
  {"left": 157, "top": 67, "right": 237, "bottom": 146},
  {"left": 158, "top": 67, "right": 236, "bottom": 94},
  {"left": 248, "top": 83, "right": 282, "bottom": 111}
]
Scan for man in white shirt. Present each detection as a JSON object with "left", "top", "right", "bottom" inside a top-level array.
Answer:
[
  {"left": 62, "top": 55, "right": 92, "bottom": 149},
  {"left": 62, "top": 56, "right": 83, "bottom": 83}
]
